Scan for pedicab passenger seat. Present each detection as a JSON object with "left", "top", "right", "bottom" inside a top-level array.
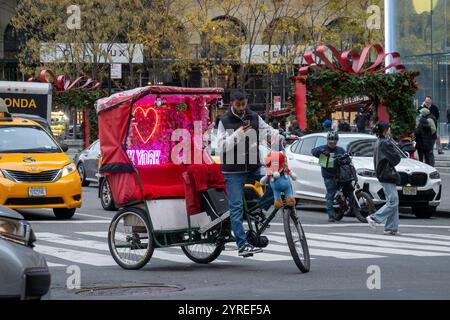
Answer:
[{"left": 136, "top": 163, "right": 186, "bottom": 200}]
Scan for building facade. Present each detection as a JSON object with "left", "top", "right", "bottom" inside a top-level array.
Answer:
[{"left": 394, "top": 0, "right": 450, "bottom": 139}]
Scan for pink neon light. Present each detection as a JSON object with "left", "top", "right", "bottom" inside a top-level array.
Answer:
[
  {"left": 127, "top": 149, "right": 161, "bottom": 166},
  {"left": 133, "top": 106, "right": 159, "bottom": 144}
]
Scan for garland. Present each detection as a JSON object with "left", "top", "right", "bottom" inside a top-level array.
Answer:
[{"left": 291, "top": 69, "right": 419, "bottom": 139}]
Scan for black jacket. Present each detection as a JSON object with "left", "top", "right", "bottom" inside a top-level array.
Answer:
[
  {"left": 429, "top": 104, "right": 440, "bottom": 121},
  {"left": 218, "top": 108, "right": 260, "bottom": 173},
  {"left": 415, "top": 115, "right": 435, "bottom": 150},
  {"left": 374, "top": 137, "right": 401, "bottom": 184}
]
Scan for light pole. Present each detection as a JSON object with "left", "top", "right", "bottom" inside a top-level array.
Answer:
[{"left": 384, "top": 0, "right": 397, "bottom": 73}]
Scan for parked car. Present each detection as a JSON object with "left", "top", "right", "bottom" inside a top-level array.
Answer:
[
  {"left": 0, "top": 205, "right": 51, "bottom": 299},
  {"left": 0, "top": 115, "right": 82, "bottom": 219},
  {"left": 74, "top": 140, "right": 116, "bottom": 211},
  {"left": 286, "top": 133, "right": 442, "bottom": 218}
]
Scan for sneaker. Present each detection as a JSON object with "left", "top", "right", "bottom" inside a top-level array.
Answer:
[
  {"left": 384, "top": 230, "right": 401, "bottom": 236},
  {"left": 366, "top": 216, "right": 377, "bottom": 230},
  {"left": 238, "top": 243, "right": 263, "bottom": 257}
]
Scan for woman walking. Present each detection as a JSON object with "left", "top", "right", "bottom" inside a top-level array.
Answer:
[{"left": 366, "top": 121, "right": 401, "bottom": 235}]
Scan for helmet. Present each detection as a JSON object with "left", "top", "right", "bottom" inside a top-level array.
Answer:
[{"left": 327, "top": 131, "right": 339, "bottom": 143}]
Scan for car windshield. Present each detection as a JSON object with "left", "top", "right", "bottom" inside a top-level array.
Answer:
[
  {"left": 0, "top": 126, "right": 61, "bottom": 153},
  {"left": 338, "top": 136, "right": 404, "bottom": 158}
]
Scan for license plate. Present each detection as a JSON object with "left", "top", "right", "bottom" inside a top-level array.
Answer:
[
  {"left": 28, "top": 187, "right": 46, "bottom": 197},
  {"left": 403, "top": 186, "right": 417, "bottom": 196}
]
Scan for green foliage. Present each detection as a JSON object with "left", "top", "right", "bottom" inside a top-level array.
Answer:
[
  {"left": 53, "top": 89, "right": 106, "bottom": 144},
  {"left": 291, "top": 69, "right": 419, "bottom": 139}
]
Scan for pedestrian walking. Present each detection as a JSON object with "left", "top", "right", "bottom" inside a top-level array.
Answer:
[
  {"left": 355, "top": 109, "right": 366, "bottom": 133},
  {"left": 311, "top": 131, "right": 346, "bottom": 222},
  {"left": 415, "top": 107, "right": 436, "bottom": 166},
  {"left": 366, "top": 121, "right": 401, "bottom": 236},
  {"left": 421, "top": 96, "right": 443, "bottom": 154}
]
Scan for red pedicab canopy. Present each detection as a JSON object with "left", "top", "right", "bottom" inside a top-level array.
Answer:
[{"left": 96, "top": 86, "right": 224, "bottom": 207}]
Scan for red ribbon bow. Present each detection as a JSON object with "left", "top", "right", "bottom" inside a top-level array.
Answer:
[
  {"left": 299, "top": 44, "right": 405, "bottom": 75},
  {"left": 28, "top": 69, "right": 101, "bottom": 92}
]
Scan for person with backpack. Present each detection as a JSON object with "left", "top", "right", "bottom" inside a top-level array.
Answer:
[
  {"left": 415, "top": 107, "right": 436, "bottom": 166},
  {"left": 366, "top": 121, "right": 401, "bottom": 236},
  {"left": 311, "top": 131, "right": 346, "bottom": 222},
  {"left": 420, "top": 96, "right": 443, "bottom": 154}
]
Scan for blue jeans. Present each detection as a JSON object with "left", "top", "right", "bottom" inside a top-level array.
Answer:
[
  {"left": 370, "top": 182, "right": 399, "bottom": 232},
  {"left": 223, "top": 168, "right": 274, "bottom": 249},
  {"left": 324, "top": 178, "right": 337, "bottom": 219}
]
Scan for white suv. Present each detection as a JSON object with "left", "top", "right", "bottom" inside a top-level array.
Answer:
[{"left": 286, "top": 133, "right": 442, "bottom": 218}]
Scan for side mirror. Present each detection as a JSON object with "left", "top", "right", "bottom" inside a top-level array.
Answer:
[{"left": 60, "top": 143, "right": 69, "bottom": 152}]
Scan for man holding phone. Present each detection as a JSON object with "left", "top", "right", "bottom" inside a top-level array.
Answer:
[{"left": 217, "top": 90, "right": 296, "bottom": 257}]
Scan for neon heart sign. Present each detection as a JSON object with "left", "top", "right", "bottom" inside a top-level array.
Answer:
[{"left": 132, "top": 106, "right": 159, "bottom": 144}]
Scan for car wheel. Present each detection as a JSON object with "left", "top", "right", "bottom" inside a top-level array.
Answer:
[
  {"left": 77, "top": 163, "right": 90, "bottom": 187},
  {"left": 411, "top": 205, "right": 436, "bottom": 219},
  {"left": 53, "top": 208, "right": 76, "bottom": 219},
  {"left": 100, "top": 178, "right": 116, "bottom": 211}
]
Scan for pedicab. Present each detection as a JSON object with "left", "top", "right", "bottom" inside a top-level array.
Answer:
[{"left": 96, "top": 86, "right": 310, "bottom": 272}]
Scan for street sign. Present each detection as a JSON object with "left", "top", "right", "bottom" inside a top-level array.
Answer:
[
  {"left": 240, "top": 45, "right": 309, "bottom": 64},
  {"left": 111, "top": 64, "right": 122, "bottom": 79},
  {"left": 40, "top": 43, "right": 144, "bottom": 64}
]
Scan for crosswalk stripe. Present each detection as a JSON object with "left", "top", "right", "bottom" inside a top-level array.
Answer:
[
  {"left": 267, "top": 233, "right": 450, "bottom": 257},
  {"left": 46, "top": 262, "right": 67, "bottom": 267},
  {"left": 34, "top": 244, "right": 116, "bottom": 266},
  {"left": 404, "top": 234, "right": 450, "bottom": 241},
  {"left": 334, "top": 233, "right": 450, "bottom": 247},
  {"left": 219, "top": 250, "right": 292, "bottom": 261},
  {"left": 265, "top": 242, "right": 384, "bottom": 259},
  {"left": 78, "top": 231, "right": 295, "bottom": 262},
  {"left": 304, "top": 233, "right": 450, "bottom": 253},
  {"left": 37, "top": 232, "right": 229, "bottom": 264}
]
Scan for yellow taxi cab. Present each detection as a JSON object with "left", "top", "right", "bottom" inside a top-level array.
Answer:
[{"left": 0, "top": 114, "right": 82, "bottom": 219}]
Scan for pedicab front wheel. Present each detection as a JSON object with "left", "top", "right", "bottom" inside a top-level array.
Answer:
[
  {"left": 283, "top": 206, "right": 310, "bottom": 273},
  {"left": 181, "top": 241, "right": 223, "bottom": 264},
  {"left": 108, "top": 207, "right": 155, "bottom": 270}
]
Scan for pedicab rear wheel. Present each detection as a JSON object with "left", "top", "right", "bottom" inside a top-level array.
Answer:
[
  {"left": 283, "top": 206, "right": 310, "bottom": 273},
  {"left": 108, "top": 207, "right": 154, "bottom": 270},
  {"left": 181, "top": 239, "right": 223, "bottom": 264}
]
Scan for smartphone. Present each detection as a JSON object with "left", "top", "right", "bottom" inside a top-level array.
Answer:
[{"left": 243, "top": 120, "right": 251, "bottom": 127}]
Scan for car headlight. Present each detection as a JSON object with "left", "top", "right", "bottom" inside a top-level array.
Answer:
[
  {"left": 0, "top": 217, "right": 35, "bottom": 246},
  {"left": 61, "top": 163, "right": 77, "bottom": 177},
  {"left": 356, "top": 168, "right": 377, "bottom": 177},
  {"left": 429, "top": 171, "right": 440, "bottom": 179}
]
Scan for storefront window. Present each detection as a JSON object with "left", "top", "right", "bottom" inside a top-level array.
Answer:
[{"left": 395, "top": 0, "right": 450, "bottom": 140}]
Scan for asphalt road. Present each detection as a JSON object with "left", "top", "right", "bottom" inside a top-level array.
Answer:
[{"left": 17, "top": 179, "right": 450, "bottom": 300}]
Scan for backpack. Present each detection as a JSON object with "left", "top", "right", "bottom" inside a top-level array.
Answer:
[{"left": 335, "top": 154, "right": 357, "bottom": 184}]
